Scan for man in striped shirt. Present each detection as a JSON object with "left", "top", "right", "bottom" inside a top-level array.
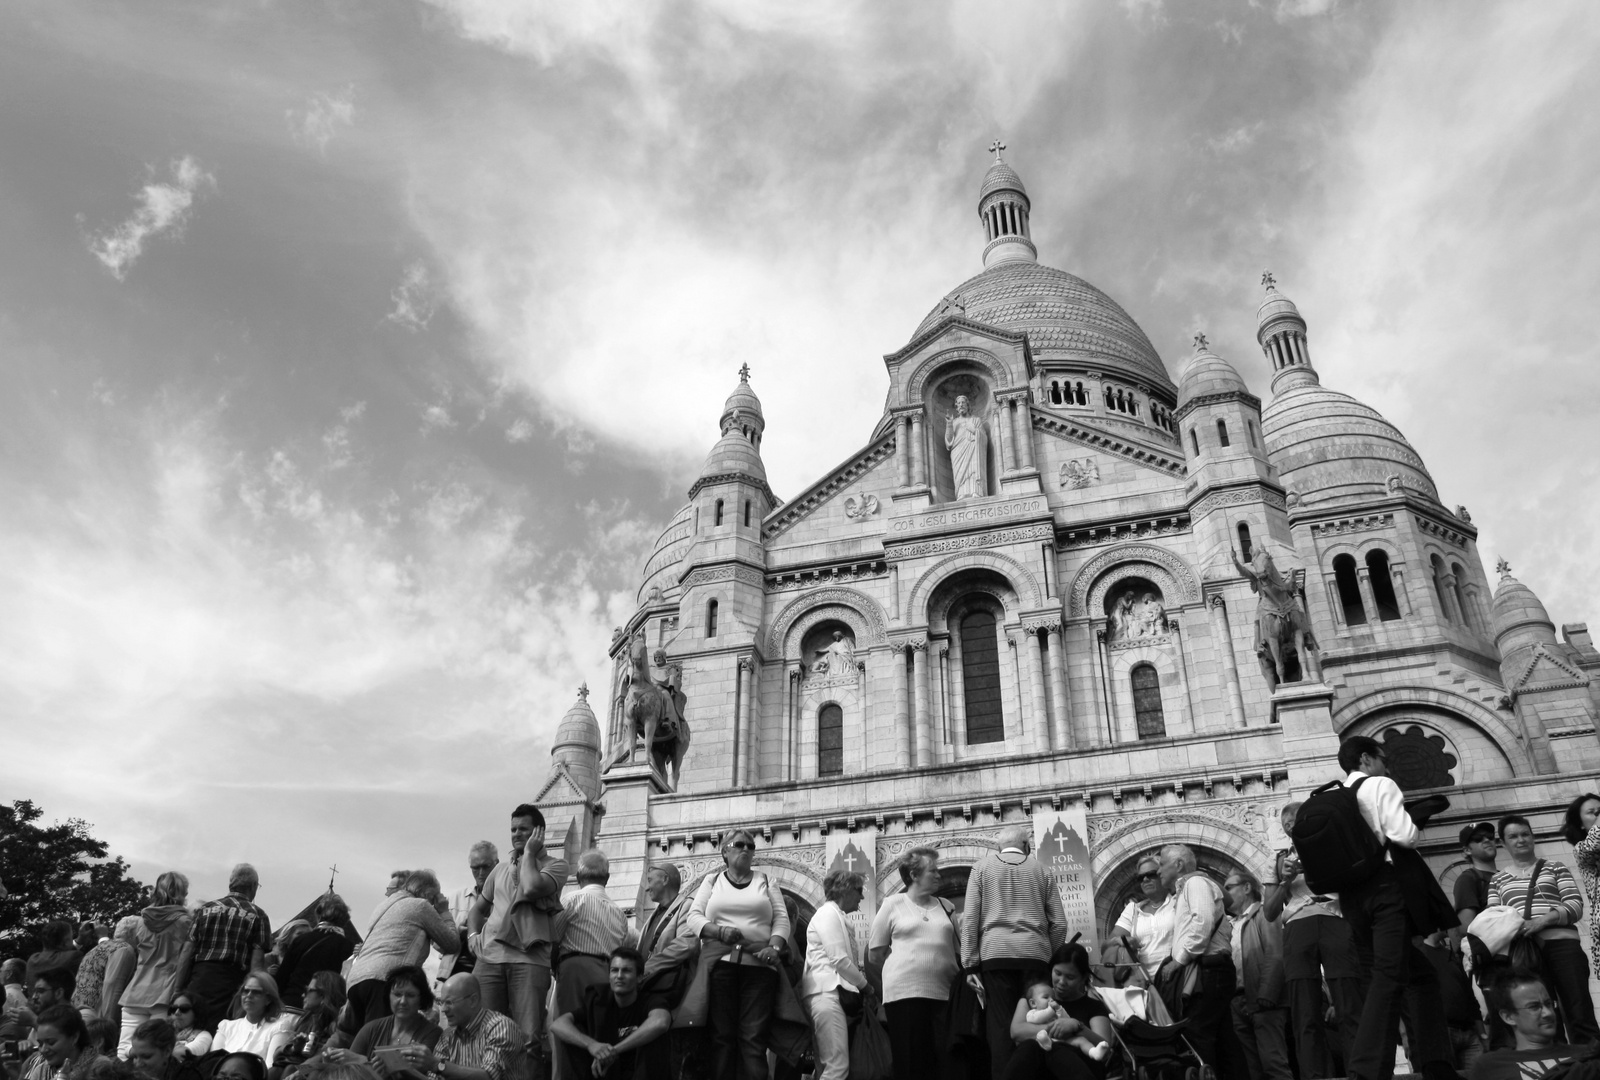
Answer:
[
  {"left": 418, "top": 973, "right": 530, "bottom": 1080},
  {"left": 552, "top": 851, "right": 630, "bottom": 1036},
  {"left": 960, "top": 824, "right": 1067, "bottom": 1080}
]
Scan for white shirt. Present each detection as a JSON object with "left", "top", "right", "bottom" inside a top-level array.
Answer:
[
  {"left": 868, "top": 893, "right": 959, "bottom": 1004},
  {"left": 797, "top": 901, "right": 867, "bottom": 996},
  {"left": 1343, "top": 769, "right": 1417, "bottom": 860},
  {"left": 553, "top": 883, "right": 629, "bottom": 959},
  {"left": 1113, "top": 895, "right": 1176, "bottom": 980},
  {"left": 214, "top": 1014, "right": 294, "bottom": 1063},
  {"left": 1170, "top": 874, "right": 1230, "bottom": 966}
]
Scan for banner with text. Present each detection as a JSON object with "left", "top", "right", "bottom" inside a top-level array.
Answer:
[
  {"left": 824, "top": 827, "right": 879, "bottom": 955},
  {"left": 1032, "top": 805, "right": 1100, "bottom": 966}
]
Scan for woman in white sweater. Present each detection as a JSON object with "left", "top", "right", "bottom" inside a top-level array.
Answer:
[
  {"left": 867, "top": 848, "right": 959, "bottom": 1080},
  {"left": 798, "top": 872, "right": 869, "bottom": 1080},
  {"left": 685, "top": 829, "right": 792, "bottom": 1080}
]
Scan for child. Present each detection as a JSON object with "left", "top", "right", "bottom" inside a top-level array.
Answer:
[{"left": 1025, "top": 981, "right": 1110, "bottom": 1061}]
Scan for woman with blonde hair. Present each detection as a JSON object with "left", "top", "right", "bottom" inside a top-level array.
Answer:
[
  {"left": 119, "top": 871, "right": 195, "bottom": 1057},
  {"left": 867, "top": 848, "right": 958, "bottom": 1080},
  {"left": 339, "top": 872, "right": 455, "bottom": 1039},
  {"left": 213, "top": 972, "right": 294, "bottom": 1064}
]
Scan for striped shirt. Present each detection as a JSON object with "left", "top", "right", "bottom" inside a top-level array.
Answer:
[
  {"left": 436, "top": 1007, "right": 527, "bottom": 1080},
  {"left": 959, "top": 849, "right": 1066, "bottom": 971},
  {"left": 1489, "top": 861, "right": 1583, "bottom": 939},
  {"left": 189, "top": 895, "right": 272, "bottom": 967},
  {"left": 553, "top": 884, "right": 628, "bottom": 960}
]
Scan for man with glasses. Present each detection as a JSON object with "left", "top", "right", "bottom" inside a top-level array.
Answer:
[
  {"left": 175, "top": 863, "right": 272, "bottom": 1031},
  {"left": 4, "top": 969, "right": 75, "bottom": 1080},
  {"left": 413, "top": 973, "right": 528, "bottom": 1080},
  {"left": 442, "top": 842, "right": 500, "bottom": 986},
  {"left": 1225, "top": 870, "right": 1290, "bottom": 1080},
  {"left": 1335, "top": 736, "right": 1454, "bottom": 1080},
  {"left": 1470, "top": 972, "right": 1586, "bottom": 1080},
  {"left": 1454, "top": 823, "right": 1498, "bottom": 946}
]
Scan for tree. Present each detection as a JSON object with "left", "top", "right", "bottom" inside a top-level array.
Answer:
[{"left": 0, "top": 800, "right": 151, "bottom": 956}]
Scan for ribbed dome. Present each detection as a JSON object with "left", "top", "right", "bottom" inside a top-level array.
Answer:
[
  {"left": 913, "top": 262, "right": 1173, "bottom": 389},
  {"left": 701, "top": 429, "right": 766, "bottom": 482},
  {"left": 1258, "top": 288, "right": 1303, "bottom": 328},
  {"left": 722, "top": 378, "right": 762, "bottom": 425},
  {"left": 553, "top": 687, "right": 602, "bottom": 755},
  {"left": 1492, "top": 564, "right": 1555, "bottom": 644},
  {"left": 981, "top": 159, "right": 1027, "bottom": 199},
  {"left": 637, "top": 503, "right": 693, "bottom": 604},
  {"left": 1177, "top": 342, "right": 1249, "bottom": 408},
  {"left": 1262, "top": 383, "right": 1438, "bottom": 508}
]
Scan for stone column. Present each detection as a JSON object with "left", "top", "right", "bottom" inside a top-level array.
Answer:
[
  {"left": 1023, "top": 628, "right": 1051, "bottom": 753},
  {"left": 1016, "top": 396, "right": 1036, "bottom": 470},
  {"left": 1045, "top": 624, "right": 1071, "bottom": 749},
  {"left": 896, "top": 415, "right": 911, "bottom": 488},
  {"left": 1392, "top": 564, "right": 1414, "bottom": 616},
  {"left": 1440, "top": 572, "right": 1464, "bottom": 623},
  {"left": 892, "top": 644, "right": 910, "bottom": 769},
  {"left": 937, "top": 645, "right": 950, "bottom": 762},
  {"left": 1210, "top": 596, "right": 1249, "bottom": 728},
  {"left": 995, "top": 398, "right": 1014, "bottom": 473},
  {"left": 912, "top": 640, "right": 932, "bottom": 767},
  {"left": 1355, "top": 567, "right": 1380, "bottom": 624},
  {"left": 737, "top": 658, "right": 756, "bottom": 785},
  {"left": 948, "top": 628, "right": 967, "bottom": 754},
  {"left": 910, "top": 411, "right": 926, "bottom": 488}
]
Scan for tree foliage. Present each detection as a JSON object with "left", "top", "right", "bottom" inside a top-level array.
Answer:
[{"left": 0, "top": 800, "right": 151, "bottom": 957}]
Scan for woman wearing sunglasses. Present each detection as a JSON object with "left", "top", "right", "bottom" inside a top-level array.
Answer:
[
  {"left": 1105, "top": 857, "right": 1173, "bottom": 985},
  {"left": 684, "top": 829, "right": 793, "bottom": 1080},
  {"left": 213, "top": 972, "right": 294, "bottom": 1065},
  {"left": 168, "top": 994, "right": 213, "bottom": 1061}
]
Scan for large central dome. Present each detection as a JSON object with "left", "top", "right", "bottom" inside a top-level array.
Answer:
[{"left": 914, "top": 261, "right": 1173, "bottom": 390}]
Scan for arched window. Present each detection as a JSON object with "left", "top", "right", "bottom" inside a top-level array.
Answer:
[
  {"left": 1366, "top": 550, "right": 1402, "bottom": 621},
  {"left": 1430, "top": 554, "right": 1452, "bottom": 622},
  {"left": 1190, "top": 429, "right": 1200, "bottom": 456},
  {"left": 960, "top": 609, "right": 1004, "bottom": 745},
  {"left": 1216, "top": 419, "right": 1230, "bottom": 447},
  {"left": 1237, "top": 522, "right": 1253, "bottom": 563},
  {"left": 1333, "top": 554, "right": 1367, "bottom": 625},
  {"left": 1131, "top": 664, "right": 1165, "bottom": 739},
  {"left": 706, "top": 599, "right": 718, "bottom": 638},
  {"left": 714, "top": 499, "right": 724, "bottom": 526},
  {"left": 1246, "top": 420, "right": 1259, "bottom": 448},
  {"left": 1073, "top": 382, "right": 1087, "bottom": 406},
  {"left": 1451, "top": 562, "right": 1473, "bottom": 627},
  {"left": 1050, "top": 381, "right": 1062, "bottom": 405},
  {"left": 743, "top": 500, "right": 751, "bottom": 527},
  {"left": 817, "top": 704, "right": 843, "bottom": 777}
]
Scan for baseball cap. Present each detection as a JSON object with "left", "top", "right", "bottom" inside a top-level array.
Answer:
[{"left": 1459, "top": 821, "right": 1496, "bottom": 846}]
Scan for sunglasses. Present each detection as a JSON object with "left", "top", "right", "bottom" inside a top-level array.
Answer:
[
  {"left": 1138, "top": 872, "right": 1159, "bottom": 882},
  {"left": 173, "top": 1005, "right": 194, "bottom": 1013},
  {"left": 728, "top": 841, "right": 755, "bottom": 851}
]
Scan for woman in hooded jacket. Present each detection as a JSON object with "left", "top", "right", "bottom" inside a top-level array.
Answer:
[{"left": 119, "top": 872, "right": 195, "bottom": 1057}]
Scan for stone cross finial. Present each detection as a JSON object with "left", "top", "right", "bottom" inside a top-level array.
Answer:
[
  {"left": 578, "top": 682, "right": 589, "bottom": 701},
  {"left": 989, "top": 139, "right": 1007, "bottom": 161},
  {"left": 1261, "top": 270, "right": 1277, "bottom": 290},
  {"left": 1495, "top": 557, "right": 1513, "bottom": 579},
  {"left": 1193, "top": 332, "right": 1209, "bottom": 351},
  {"left": 737, "top": 362, "right": 751, "bottom": 383}
]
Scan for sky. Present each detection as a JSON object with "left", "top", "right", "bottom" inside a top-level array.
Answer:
[{"left": 2, "top": 0, "right": 1598, "bottom": 928}]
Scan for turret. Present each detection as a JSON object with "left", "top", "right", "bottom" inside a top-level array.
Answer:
[
  {"left": 536, "top": 685, "right": 604, "bottom": 850},
  {"left": 1257, "top": 271, "right": 1314, "bottom": 396},
  {"left": 978, "top": 141, "right": 1037, "bottom": 269}
]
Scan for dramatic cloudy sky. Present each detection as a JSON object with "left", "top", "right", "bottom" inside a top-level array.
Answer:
[{"left": 3, "top": 0, "right": 1597, "bottom": 924}]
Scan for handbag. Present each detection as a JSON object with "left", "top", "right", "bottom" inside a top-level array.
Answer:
[{"left": 848, "top": 1002, "right": 893, "bottom": 1080}]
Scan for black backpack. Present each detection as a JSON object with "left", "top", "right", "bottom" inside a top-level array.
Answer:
[{"left": 1290, "top": 777, "right": 1386, "bottom": 893}]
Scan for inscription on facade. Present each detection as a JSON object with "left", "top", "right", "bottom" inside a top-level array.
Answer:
[{"left": 890, "top": 495, "right": 1049, "bottom": 535}]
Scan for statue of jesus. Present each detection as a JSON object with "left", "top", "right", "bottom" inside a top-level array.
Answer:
[{"left": 945, "top": 394, "right": 988, "bottom": 500}]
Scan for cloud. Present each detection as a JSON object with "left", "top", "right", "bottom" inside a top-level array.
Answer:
[
  {"left": 86, "top": 156, "right": 215, "bottom": 280},
  {"left": 420, "top": 403, "right": 455, "bottom": 431},
  {"left": 288, "top": 85, "right": 356, "bottom": 153},
  {"left": 386, "top": 261, "right": 436, "bottom": 331},
  {"left": 505, "top": 417, "right": 534, "bottom": 443},
  {"left": 1208, "top": 122, "right": 1263, "bottom": 154}
]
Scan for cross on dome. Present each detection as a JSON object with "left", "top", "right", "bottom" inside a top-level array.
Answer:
[
  {"left": 989, "top": 139, "right": 1007, "bottom": 161},
  {"left": 738, "top": 362, "right": 751, "bottom": 383},
  {"left": 1261, "top": 270, "right": 1277, "bottom": 291},
  {"left": 578, "top": 682, "right": 589, "bottom": 701},
  {"left": 1496, "top": 557, "right": 1513, "bottom": 579},
  {"left": 1193, "top": 332, "right": 1209, "bottom": 351}
]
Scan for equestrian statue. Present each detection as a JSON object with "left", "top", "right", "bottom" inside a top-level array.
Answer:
[
  {"left": 1231, "top": 547, "right": 1322, "bottom": 690},
  {"left": 607, "top": 632, "right": 691, "bottom": 790}
]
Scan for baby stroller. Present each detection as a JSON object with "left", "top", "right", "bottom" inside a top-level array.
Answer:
[{"left": 1092, "top": 984, "right": 1212, "bottom": 1080}]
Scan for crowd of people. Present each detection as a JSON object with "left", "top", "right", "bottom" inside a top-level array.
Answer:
[{"left": 7, "top": 766, "right": 1600, "bottom": 1080}]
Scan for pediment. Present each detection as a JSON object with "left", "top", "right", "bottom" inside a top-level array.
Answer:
[
  {"left": 1513, "top": 644, "right": 1590, "bottom": 692},
  {"left": 762, "top": 434, "right": 897, "bottom": 544},
  {"left": 1033, "top": 409, "right": 1187, "bottom": 478},
  {"left": 536, "top": 762, "right": 591, "bottom": 805}
]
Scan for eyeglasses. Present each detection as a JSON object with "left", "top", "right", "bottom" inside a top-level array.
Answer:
[
  {"left": 728, "top": 841, "right": 755, "bottom": 851},
  {"left": 1138, "top": 872, "right": 1159, "bottom": 882},
  {"left": 1514, "top": 999, "right": 1559, "bottom": 1014},
  {"left": 1224, "top": 881, "right": 1251, "bottom": 890},
  {"left": 240, "top": 987, "right": 267, "bottom": 997},
  {"left": 172, "top": 1005, "right": 194, "bottom": 1013}
]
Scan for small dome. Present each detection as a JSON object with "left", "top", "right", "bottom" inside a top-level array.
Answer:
[
  {"left": 552, "top": 685, "right": 602, "bottom": 756},
  {"left": 1257, "top": 285, "right": 1304, "bottom": 330},
  {"left": 637, "top": 503, "right": 693, "bottom": 604},
  {"left": 722, "top": 371, "right": 763, "bottom": 426},
  {"left": 701, "top": 429, "right": 767, "bottom": 483},
  {"left": 981, "top": 159, "right": 1027, "bottom": 200},
  {"left": 1262, "top": 383, "right": 1439, "bottom": 508},
  {"left": 1492, "top": 562, "right": 1556, "bottom": 644},
  {"left": 1177, "top": 337, "right": 1249, "bottom": 408}
]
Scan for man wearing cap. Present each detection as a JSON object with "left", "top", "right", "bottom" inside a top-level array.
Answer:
[{"left": 1454, "top": 823, "right": 1498, "bottom": 943}]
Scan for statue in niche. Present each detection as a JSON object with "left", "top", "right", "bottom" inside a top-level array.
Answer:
[
  {"left": 1108, "top": 586, "right": 1169, "bottom": 642},
  {"left": 809, "top": 630, "right": 856, "bottom": 678},
  {"left": 607, "top": 632, "right": 691, "bottom": 789},
  {"left": 945, "top": 394, "right": 989, "bottom": 500},
  {"left": 1231, "top": 547, "right": 1321, "bottom": 690}
]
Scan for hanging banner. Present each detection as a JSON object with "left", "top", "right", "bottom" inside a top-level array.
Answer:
[
  {"left": 1032, "top": 804, "right": 1100, "bottom": 966},
  {"left": 824, "top": 827, "right": 879, "bottom": 954}
]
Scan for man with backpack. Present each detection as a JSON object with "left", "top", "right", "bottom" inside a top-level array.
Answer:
[{"left": 1295, "top": 736, "right": 1456, "bottom": 1080}]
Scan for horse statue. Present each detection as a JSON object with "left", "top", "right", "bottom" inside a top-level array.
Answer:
[
  {"left": 607, "top": 632, "right": 690, "bottom": 790},
  {"left": 1231, "top": 547, "right": 1321, "bottom": 689}
]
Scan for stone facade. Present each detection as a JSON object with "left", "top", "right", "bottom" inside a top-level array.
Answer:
[{"left": 542, "top": 154, "right": 1600, "bottom": 955}]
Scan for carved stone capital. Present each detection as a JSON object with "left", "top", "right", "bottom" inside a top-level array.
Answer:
[
  {"left": 738, "top": 656, "right": 756, "bottom": 673},
  {"left": 1209, "top": 594, "right": 1227, "bottom": 611},
  {"left": 910, "top": 638, "right": 929, "bottom": 652}
]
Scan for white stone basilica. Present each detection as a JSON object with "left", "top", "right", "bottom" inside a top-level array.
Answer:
[{"left": 537, "top": 151, "right": 1600, "bottom": 943}]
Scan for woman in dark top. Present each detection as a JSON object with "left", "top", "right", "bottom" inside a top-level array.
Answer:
[
  {"left": 1004, "top": 944, "right": 1115, "bottom": 1080},
  {"left": 321, "top": 967, "right": 440, "bottom": 1080},
  {"left": 275, "top": 896, "right": 356, "bottom": 1010}
]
